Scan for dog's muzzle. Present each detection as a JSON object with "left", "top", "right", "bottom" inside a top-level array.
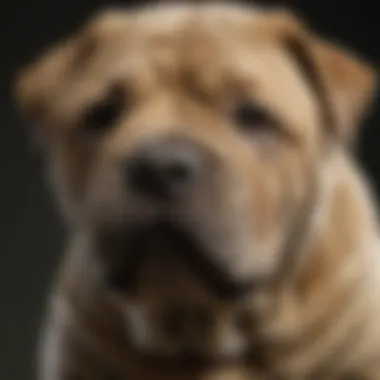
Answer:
[{"left": 95, "top": 135, "right": 255, "bottom": 299}]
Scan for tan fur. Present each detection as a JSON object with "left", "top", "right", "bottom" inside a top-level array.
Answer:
[{"left": 14, "top": 3, "right": 380, "bottom": 379}]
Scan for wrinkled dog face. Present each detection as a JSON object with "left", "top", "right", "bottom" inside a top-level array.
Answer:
[{"left": 15, "top": 3, "right": 374, "bottom": 361}]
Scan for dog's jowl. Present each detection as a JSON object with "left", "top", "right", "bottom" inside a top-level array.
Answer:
[{"left": 14, "top": 2, "right": 380, "bottom": 380}]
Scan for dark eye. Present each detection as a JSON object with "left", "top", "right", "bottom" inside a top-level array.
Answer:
[
  {"left": 232, "top": 102, "right": 273, "bottom": 130},
  {"left": 83, "top": 89, "right": 124, "bottom": 133}
]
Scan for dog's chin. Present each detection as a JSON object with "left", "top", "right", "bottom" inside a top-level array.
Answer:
[
  {"left": 93, "top": 219, "right": 258, "bottom": 363},
  {"left": 96, "top": 219, "right": 255, "bottom": 300}
]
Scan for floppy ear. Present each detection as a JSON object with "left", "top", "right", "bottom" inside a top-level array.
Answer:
[
  {"left": 271, "top": 11, "right": 377, "bottom": 145},
  {"left": 14, "top": 38, "right": 80, "bottom": 129},
  {"left": 13, "top": 9, "right": 127, "bottom": 132}
]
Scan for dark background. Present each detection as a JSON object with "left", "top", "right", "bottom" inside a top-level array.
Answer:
[{"left": 1, "top": 1, "right": 380, "bottom": 379}]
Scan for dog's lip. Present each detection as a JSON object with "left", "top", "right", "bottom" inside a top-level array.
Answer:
[
  {"left": 138, "top": 347, "right": 237, "bottom": 370},
  {"left": 134, "top": 350, "right": 236, "bottom": 376},
  {"left": 99, "top": 219, "right": 254, "bottom": 299}
]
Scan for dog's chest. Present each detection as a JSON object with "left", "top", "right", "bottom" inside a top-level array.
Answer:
[{"left": 119, "top": 296, "right": 368, "bottom": 380}]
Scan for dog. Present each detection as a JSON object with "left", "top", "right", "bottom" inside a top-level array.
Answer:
[{"left": 14, "top": 2, "right": 380, "bottom": 379}]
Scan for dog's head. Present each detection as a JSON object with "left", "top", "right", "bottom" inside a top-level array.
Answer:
[{"left": 15, "top": 3, "right": 376, "bottom": 361}]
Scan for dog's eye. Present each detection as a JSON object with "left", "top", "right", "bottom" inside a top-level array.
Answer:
[
  {"left": 83, "top": 90, "right": 124, "bottom": 133},
  {"left": 232, "top": 102, "right": 273, "bottom": 131}
]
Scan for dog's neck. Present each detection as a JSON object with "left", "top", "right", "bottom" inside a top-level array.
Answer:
[
  {"left": 295, "top": 150, "right": 378, "bottom": 299},
  {"left": 251, "top": 150, "right": 380, "bottom": 376}
]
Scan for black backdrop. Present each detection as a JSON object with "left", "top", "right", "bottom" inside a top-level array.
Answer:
[{"left": 1, "top": 1, "right": 380, "bottom": 379}]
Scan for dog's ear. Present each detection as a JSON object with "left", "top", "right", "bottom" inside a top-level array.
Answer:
[
  {"left": 14, "top": 38, "right": 79, "bottom": 130},
  {"left": 270, "top": 10, "right": 377, "bottom": 145},
  {"left": 13, "top": 9, "right": 126, "bottom": 134}
]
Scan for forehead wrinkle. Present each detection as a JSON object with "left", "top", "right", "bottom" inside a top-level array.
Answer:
[
  {"left": 124, "top": 16, "right": 222, "bottom": 97},
  {"left": 83, "top": 6, "right": 270, "bottom": 100}
]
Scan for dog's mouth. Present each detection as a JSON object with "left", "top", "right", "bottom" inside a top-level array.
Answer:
[{"left": 97, "top": 220, "right": 253, "bottom": 300}]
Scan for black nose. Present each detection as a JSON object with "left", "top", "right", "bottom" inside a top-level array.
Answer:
[{"left": 126, "top": 137, "right": 203, "bottom": 201}]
